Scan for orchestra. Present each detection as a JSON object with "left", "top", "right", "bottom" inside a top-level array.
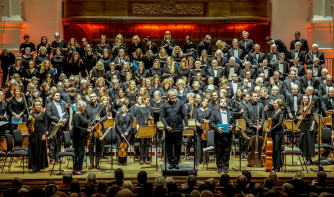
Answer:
[{"left": 2, "top": 30, "right": 334, "bottom": 174}]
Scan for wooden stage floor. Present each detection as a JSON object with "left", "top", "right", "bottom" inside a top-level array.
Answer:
[{"left": 0, "top": 152, "right": 334, "bottom": 185}]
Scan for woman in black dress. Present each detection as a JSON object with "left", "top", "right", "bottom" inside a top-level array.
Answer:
[
  {"left": 91, "top": 62, "right": 106, "bottom": 85},
  {"left": 24, "top": 61, "right": 39, "bottom": 89},
  {"left": 161, "top": 31, "right": 176, "bottom": 56},
  {"left": 200, "top": 49, "right": 211, "bottom": 71},
  {"left": 68, "top": 52, "right": 87, "bottom": 77},
  {"left": 79, "top": 38, "right": 93, "bottom": 59},
  {"left": 5, "top": 79, "right": 17, "bottom": 103},
  {"left": 105, "top": 62, "right": 120, "bottom": 83},
  {"left": 143, "top": 36, "right": 158, "bottom": 55},
  {"left": 144, "top": 50, "right": 156, "bottom": 70},
  {"left": 9, "top": 59, "right": 25, "bottom": 81},
  {"left": 83, "top": 48, "right": 97, "bottom": 73},
  {"left": 149, "top": 59, "right": 163, "bottom": 77},
  {"left": 194, "top": 98, "right": 212, "bottom": 165},
  {"left": 177, "top": 58, "right": 191, "bottom": 84},
  {"left": 115, "top": 102, "right": 133, "bottom": 166},
  {"left": 171, "top": 46, "right": 183, "bottom": 62},
  {"left": 39, "top": 60, "right": 54, "bottom": 84},
  {"left": 21, "top": 47, "right": 33, "bottom": 70},
  {"left": 36, "top": 36, "right": 51, "bottom": 56},
  {"left": 297, "top": 95, "right": 315, "bottom": 165},
  {"left": 265, "top": 99, "right": 284, "bottom": 172},
  {"left": 136, "top": 96, "right": 153, "bottom": 164},
  {"left": 27, "top": 99, "right": 48, "bottom": 173},
  {"left": 51, "top": 32, "right": 68, "bottom": 57},
  {"left": 127, "top": 35, "right": 145, "bottom": 62},
  {"left": 73, "top": 100, "right": 91, "bottom": 175},
  {"left": 134, "top": 62, "right": 148, "bottom": 80},
  {"left": 158, "top": 48, "right": 168, "bottom": 63},
  {"left": 133, "top": 48, "right": 145, "bottom": 67},
  {"left": 189, "top": 61, "right": 207, "bottom": 85},
  {"left": 67, "top": 38, "right": 80, "bottom": 58},
  {"left": 183, "top": 36, "right": 197, "bottom": 58},
  {"left": 111, "top": 34, "right": 126, "bottom": 58},
  {"left": 8, "top": 87, "right": 26, "bottom": 134},
  {"left": 125, "top": 80, "right": 138, "bottom": 104},
  {"left": 34, "top": 46, "right": 50, "bottom": 68},
  {"left": 96, "top": 35, "right": 110, "bottom": 57},
  {"left": 211, "top": 49, "right": 227, "bottom": 68},
  {"left": 114, "top": 49, "right": 130, "bottom": 72},
  {"left": 51, "top": 48, "right": 67, "bottom": 83},
  {"left": 163, "top": 56, "right": 178, "bottom": 80},
  {"left": 112, "top": 88, "right": 132, "bottom": 118}
]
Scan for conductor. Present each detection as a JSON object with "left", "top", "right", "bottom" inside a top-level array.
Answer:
[{"left": 161, "top": 89, "right": 188, "bottom": 169}]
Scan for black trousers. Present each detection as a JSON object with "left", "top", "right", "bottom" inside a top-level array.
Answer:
[
  {"left": 186, "top": 136, "right": 194, "bottom": 156},
  {"left": 73, "top": 144, "right": 85, "bottom": 171},
  {"left": 272, "top": 132, "right": 283, "bottom": 169},
  {"left": 214, "top": 132, "right": 231, "bottom": 170},
  {"left": 88, "top": 132, "right": 105, "bottom": 166},
  {"left": 140, "top": 138, "right": 150, "bottom": 161},
  {"left": 116, "top": 132, "right": 132, "bottom": 164},
  {"left": 196, "top": 128, "right": 209, "bottom": 165},
  {"left": 48, "top": 128, "right": 63, "bottom": 162},
  {"left": 166, "top": 131, "right": 182, "bottom": 165}
]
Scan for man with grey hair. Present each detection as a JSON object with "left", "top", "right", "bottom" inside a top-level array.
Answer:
[
  {"left": 265, "top": 36, "right": 289, "bottom": 57},
  {"left": 239, "top": 31, "right": 254, "bottom": 59},
  {"left": 289, "top": 41, "right": 306, "bottom": 65},
  {"left": 282, "top": 183, "right": 294, "bottom": 195},
  {"left": 248, "top": 44, "right": 265, "bottom": 69},
  {"left": 257, "top": 60, "right": 274, "bottom": 80},
  {"left": 318, "top": 68, "right": 329, "bottom": 84},
  {"left": 198, "top": 35, "right": 212, "bottom": 56},
  {"left": 290, "top": 31, "right": 309, "bottom": 53},
  {"left": 207, "top": 59, "right": 223, "bottom": 79},
  {"left": 307, "top": 44, "right": 325, "bottom": 65},
  {"left": 321, "top": 86, "right": 334, "bottom": 117},
  {"left": 227, "top": 38, "right": 245, "bottom": 62},
  {"left": 161, "top": 88, "right": 188, "bottom": 169},
  {"left": 305, "top": 86, "right": 321, "bottom": 115},
  {"left": 268, "top": 86, "right": 286, "bottom": 111},
  {"left": 306, "top": 57, "right": 322, "bottom": 78},
  {"left": 191, "top": 81, "right": 203, "bottom": 96},
  {"left": 318, "top": 75, "right": 334, "bottom": 99},
  {"left": 266, "top": 44, "right": 280, "bottom": 66},
  {"left": 51, "top": 32, "right": 67, "bottom": 57},
  {"left": 224, "top": 57, "right": 241, "bottom": 80}
]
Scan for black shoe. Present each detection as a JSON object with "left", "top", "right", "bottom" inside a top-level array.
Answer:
[
  {"left": 88, "top": 165, "right": 94, "bottom": 170},
  {"left": 274, "top": 168, "right": 280, "bottom": 172},
  {"left": 30, "top": 170, "right": 37, "bottom": 174},
  {"left": 95, "top": 165, "right": 101, "bottom": 170},
  {"left": 103, "top": 155, "right": 109, "bottom": 159},
  {"left": 217, "top": 168, "right": 222, "bottom": 174},
  {"left": 224, "top": 168, "right": 228, "bottom": 173},
  {"left": 169, "top": 164, "right": 174, "bottom": 169},
  {"left": 175, "top": 164, "right": 179, "bottom": 169}
]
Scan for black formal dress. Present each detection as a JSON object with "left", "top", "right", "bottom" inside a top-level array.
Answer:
[
  {"left": 27, "top": 112, "right": 48, "bottom": 171},
  {"left": 8, "top": 97, "right": 26, "bottom": 134},
  {"left": 298, "top": 106, "right": 316, "bottom": 159},
  {"left": 194, "top": 108, "right": 212, "bottom": 165},
  {"left": 34, "top": 54, "right": 50, "bottom": 68},
  {"left": 51, "top": 56, "right": 67, "bottom": 83},
  {"left": 51, "top": 40, "right": 67, "bottom": 57},
  {"left": 115, "top": 112, "right": 133, "bottom": 165},
  {"left": 73, "top": 113, "right": 90, "bottom": 172}
]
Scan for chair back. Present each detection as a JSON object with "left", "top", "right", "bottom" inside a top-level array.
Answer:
[
  {"left": 63, "top": 131, "right": 71, "bottom": 148},
  {"left": 5, "top": 134, "right": 13, "bottom": 152},
  {"left": 321, "top": 128, "right": 331, "bottom": 144},
  {"left": 105, "top": 128, "right": 116, "bottom": 145},
  {"left": 13, "top": 130, "right": 23, "bottom": 148},
  {"left": 207, "top": 130, "right": 215, "bottom": 147}
]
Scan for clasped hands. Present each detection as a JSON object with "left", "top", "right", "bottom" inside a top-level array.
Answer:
[{"left": 217, "top": 125, "right": 232, "bottom": 134}]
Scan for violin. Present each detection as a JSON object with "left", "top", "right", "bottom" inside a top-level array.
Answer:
[
  {"left": 201, "top": 112, "right": 209, "bottom": 140},
  {"left": 118, "top": 141, "right": 128, "bottom": 157},
  {"left": 264, "top": 118, "right": 273, "bottom": 172},
  {"left": 93, "top": 123, "right": 103, "bottom": 138},
  {"left": 24, "top": 95, "right": 35, "bottom": 133}
]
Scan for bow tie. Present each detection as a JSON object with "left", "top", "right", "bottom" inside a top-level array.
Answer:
[
  {"left": 234, "top": 48, "right": 238, "bottom": 50},
  {"left": 256, "top": 53, "right": 259, "bottom": 54},
  {"left": 295, "top": 51, "right": 299, "bottom": 53},
  {"left": 221, "top": 111, "right": 227, "bottom": 114},
  {"left": 214, "top": 68, "right": 217, "bottom": 70},
  {"left": 264, "top": 68, "right": 267, "bottom": 70}
]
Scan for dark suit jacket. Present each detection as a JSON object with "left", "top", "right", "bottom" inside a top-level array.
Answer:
[
  {"left": 115, "top": 112, "right": 133, "bottom": 135},
  {"left": 318, "top": 83, "right": 334, "bottom": 99},
  {"left": 227, "top": 47, "right": 246, "bottom": 60},
  {"left": 266, "top": 52, "right": 280, "bottom": 66},
  {"left": 272, "top": 61, "right": 289, "bottom": 74},
  {"left": 282, "top": 78, "right": 301, "bottom": 97},
  {"left": 243, "top": 102, "right": 265, "bottom": 133},
  {"left": 268, "top": 93, "right": 286, "bottom": 110},
  {"left": 207, "top": 67, "right": 223, "bottom": 78},
  {"left": 209, "top": 108, "right": 236, "bottom": 132},
  {"left": 238, "top": 39, "right": 254, "bottom": 55},
  {"left": 306, "top": 51, "right": 325, "bottom": 65},
  {"left": 286, "top": 93, "right": 303, "bottom": 115},
  {"left": 223, "top": 63, "right": 241, "bottom": 79},
  {"left": 289, "top": 64, "right": 305, "bottom": 77},
  {"left": 274, "top": 39, "right": 289, "bottom": 57},
  {"left": 249, "top": 52, "right": 266, "bottom": 66},
  {"left": 46, "top": 101, "right": 69, "bottom": 134},
  {"left": 290, "top": 38, "right": 309, "bottom": 54},
  {"left": 257, "top": 67, "right": 274, "bottom": 79},
  {"left": 239, "top": 68, "right": 256, "bottom": 81},
  {"left": 289, "top": 49, "right": 306, "bottom": 65},
  {"left": 299, "top": 76, "right": 320, "bottom": 94},
  {"left": 310, "top": 95, "right": 321, "bottom": 115},
  {"left": 306, "top": 64, "right": 322, "bottom": 77},
  {"left": 320, "top": 94, "right": 334, "bottom": 117}
]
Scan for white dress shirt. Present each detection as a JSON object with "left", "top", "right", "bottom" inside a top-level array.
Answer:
[
  {"left": 293, "top": 95, "right": 298, "bottom": 111},
  {"left": 294, "top": 51, "right": 299, "bottom": 58},
  {"left": 264, "top": 68, "right": 268, "bottom": 78},
  {"left": 53, "top": 100, "right": 63, "bottom": 119},
  {"left": 233, "top": 48, "right": 239, "bottom": 57},
  {"left": 220, "top": 110, "right": 228, "bottom": 124},
  {"left": 213, "top": 68, "right": 218, "bottom": 77},
  {"left": 279, "top": 62, "right": 284, "bottom": 73},
  {"left": 229, "top": 67, "right": 234, "bottom": 80},
  {"left": 232, "top": 82, "right": 238, "bottom": 95}
]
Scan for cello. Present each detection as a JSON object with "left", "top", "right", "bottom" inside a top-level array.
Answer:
[
  {"left": 247, "top": 106, "right": 264, "bottom": 167},
  {"left": 264, "top": 117, "right": 273, "bottom": 172}
]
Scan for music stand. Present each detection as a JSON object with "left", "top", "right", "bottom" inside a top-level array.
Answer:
[
  {"left": 17, "top": 122, "right": 28, "bottom": 134},
  {"left": 313, "top": 114, "right": 326, "bottom": 172},
  {"left": 234, "top": 119, "right": 247, "bottom": 171},
  {"left": 104, "top": 119, "right": 115, "bottom": 173},
  {"left": 182, "top": 126, "right": 196, "bottom": 171},
  {"left": 283, "top": 120, "right": 300, "bottom": 166},
  {"left": 136, "top": 125, "right": 158, "bottom": 170}
]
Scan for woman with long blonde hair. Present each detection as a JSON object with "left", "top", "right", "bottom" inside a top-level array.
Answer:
[
  {"left": 39, "top": 60, "right": 54, "bottom": 83},
  {"left": 161, "top": 31, "right": 176, "bottom": 56},
  {"left": 158, "top": 48, "right": 168, "bottom": 63},
  {"left": 67, "top": 38, "right": 80, "bottom": 58},
  {"left": 112, "top": 34, "right": 126, "bottom": 57},
  {"left": 125, "top": 80, "right": 138, "bottom": 104},
  {"left": 149, "top": 59, "right": 163, "bottom": 77},
  {"left": 163, "top": 56, "right": 178, "bottom": 79},
  {"left": 127, "top": 35, "right": 144, "bottom": 61}
]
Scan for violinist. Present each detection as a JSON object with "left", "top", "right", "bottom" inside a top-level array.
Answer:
[
  {"left": 27, "top": 99, "right": 48, "bottom": 173},
  {"left": 115, "top": 102, "right": 133, "bottom": 166},
  {"left": 194, "top": 98, "right": 212, "bottom": 165},
  {"left": 85, "top": 92, "right": 107, "bottom": 170},
  {"left": 73, "top": 100, "right": 91, "bottom": 175},
  {"left": 239, "top": 92, "right": 251, "bottom": 159},
  {"left": 136, "top": 95, "right": 154, "bottom": 165},
  {"left": 264, "top": 99, "right": 284, "bottom": 172}
]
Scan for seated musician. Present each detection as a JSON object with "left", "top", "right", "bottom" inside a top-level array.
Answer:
[
  {"left": 264, "top": 99, "right": 285, "bottom": 172},
  {"left": 115, "top": 102, "right": 133, "bottom": 166}
]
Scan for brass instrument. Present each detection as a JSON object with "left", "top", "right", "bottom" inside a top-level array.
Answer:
[
  {"left": 296, "top": 101, "right": 314, "bottom": 128},
  {"left": 99, "top": 127, "right": 112, "bottom": 141},
  {"left": 237, "top": 126, "right": 250, "bottom": 140}
]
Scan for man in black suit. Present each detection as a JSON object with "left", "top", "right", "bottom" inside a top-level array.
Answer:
[
  {"left": 229, "top": 74, "right": 239, "bottom": 95},
  {"left": 207, "top": 59, "right": 223, "bottom": 79},
  {"left": 305, "top": 86, "right": 321, "bottom": 115},
  {"left": 290, "top": 31, "right": 309, "bottom": 54},
  {"left": 300, "top": 69, "right": 319, "bottom": 94},
  {"left": 266, "top": 44, "right": 281, "bottom": 67},
  {"left": 223, "top": 57, "right": 241, "bottom": 80},
  {"left": 209, "top": 90, "right": 220, "bottom": 111},
  {"left": 257, "top": 60, "right": 274, "bottom": 80},
  {"left": 268, "top": 86, "right": 286, "bottom": 111},
  {"left": 238, "top": 78, "right": 253, "bottom": 94},
  {"left": 288, "top": 42, "right": 306, "bottom": 65},
  {"left": 318, "top": 75, "right": 334, "bottom": 99},
  {"left": 306, "top": 57, "right": 322, "bottom": 78},
  {"left": 265, "top": 36, "right": 289, "bottom": 58},
  {"left": 238, "top": 31, "right": 254, "bottom": 59},
  {"left": 239, "top": 61, "right": 256, "bottom": 81},
  {"left": 289, "top": 57, "right": 305, "bottom": 77},
  {"left": 248, "top": 44, "right": 265, "bottom": 70},
  {"left": 282, "top": 70, "right": 301, "bottom": 97},
  {"left": 227, "top": 38, "right": 245, "bottom": 63},
  {"left": 320, "top": 87, "right": 334, "bottom": 117},
  {"left": 209, "top": 98, "right": 235, "bottom": 174},
  {"left": 317, "top": 68, "right": 329, "bottom": 86},
  {"left": 306, "top": 44, "right": 325, "bottom": 65},
  {"left": 198, "top": 35, "right": 212, "bottom": 56},
  {"left": 179, "top": 175, "right": 197, "bottom": 194},
  {"left": 258, "top": 87, "right": 270, "bottom": 113},
  {"left": 161, "top": 89, "right": 188, "bottom": 169},
  {"left": 272, "top": 53, "right": 289, "bottom": 80},
  {"left": 46, "top": 91, "right": 69, "bottom": 165}
]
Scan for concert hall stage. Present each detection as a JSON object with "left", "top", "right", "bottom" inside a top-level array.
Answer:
[{"left": 0, "top": 153, "right": 333, "bottom": 188}]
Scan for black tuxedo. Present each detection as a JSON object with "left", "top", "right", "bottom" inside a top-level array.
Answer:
[
  {"left": 299, "top": 76, "right": 320, "bottom": 94},
  {"left": 237, "top": 83, "right": 253, "bottom": 93},
  {"left": 286, "top": 93, "right": 303, "bottom": 116},
  {"left": 238, "top": 39, "right": 254, "bottom": 55},
  {"left": 209, "top": 108, "right": 235, "bottom": 170},
  {"left": 289, "top": 49, "right": 306, "bottom": 65},
  {"left": 223, "top": 63, "right": 241, "bottom": 79},
  {"left": 266, "top": 52, "right": 280, "bottom": 66},
  {"left": 306, "top": 64, "right": 322, "bottom": 77},
  {"left": 318, "top": 83, "right": 334, "bottom": 99},
  {"left": 243, "top": 102, "right": 265, "bottom": 134},
  {"left": 306, "top": 51, "right": 325, "bottom": 65},
  {"left": 249, "top": 51, "right": 266, "bottom": 66},
  {"left": 257, "top": 66, "right": 274, "bottom": 79},
  {"left": 289, "top": 64, "right": 305, "bottom": 77},
  {"left": 274, "top": 39, "right": 289, "bottom": 57},
  {"left": 320, "top": 94, "right": 334, "bottom": 117},
  {"left": 290, "top": 38, "right": 309, "bottom": 54},
  {"left": 227, "top": 47, "right": 246, "bottom": 60},
  {"left": 309, "top": 95, "right": 321, "bottom": 115},
  {"left": 239, "top": 68, "right": 256, "bottom": 81},
  {"left": 46, "top": 101, "right": 69, "bottom": 162},
  {"left": 282, "top": 78, "right": 301, "bottom": 97},
  {"left": 207, "top": 67, "right": 223, "bottom": 78},
  {"left": 272, "top": 61, "right": 289, "bottom": 74}
]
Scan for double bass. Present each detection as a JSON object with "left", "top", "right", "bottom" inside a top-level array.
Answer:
[{"left": 247, "top": 106, "right": 264, "bottom": 167}]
